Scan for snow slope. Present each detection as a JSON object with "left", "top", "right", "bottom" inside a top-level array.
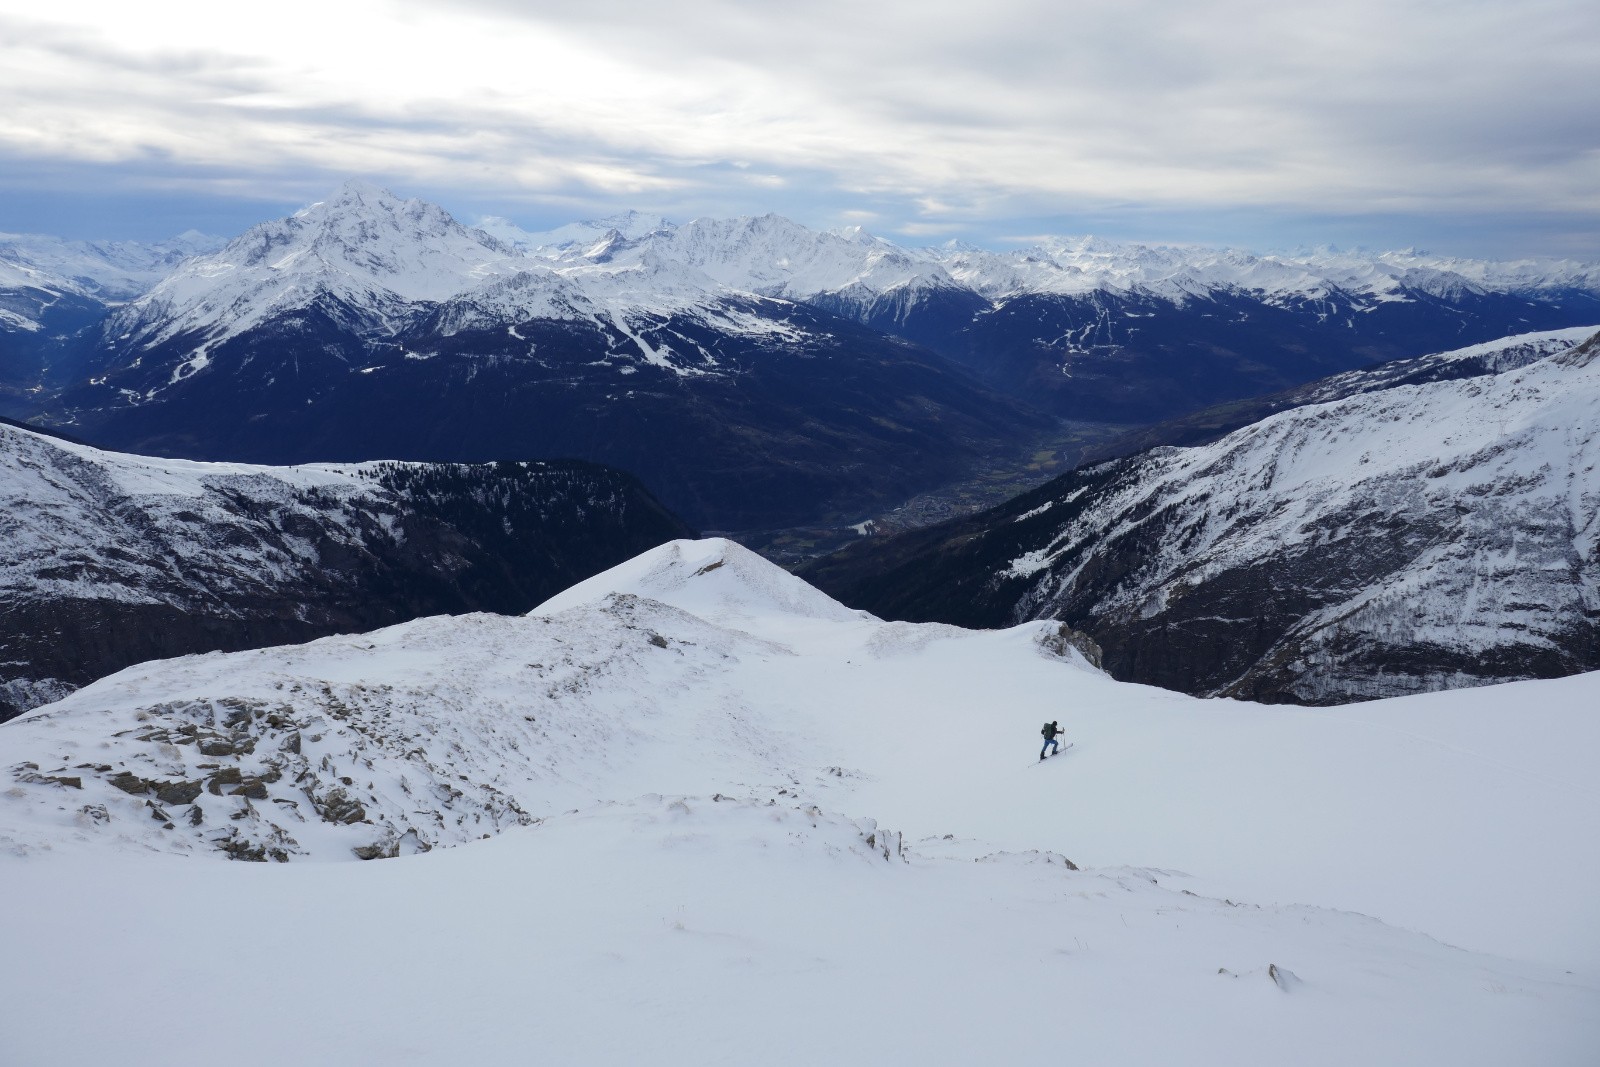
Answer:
[
  {"left": 1, "top": 538, "right": 1595, "bottom": 1064},
  {"left": 809, "top": 327, "right": 1600, "bottom": 703},
  {"left": 1016, "top": 328, "right": 1600, "bottom": 700}
]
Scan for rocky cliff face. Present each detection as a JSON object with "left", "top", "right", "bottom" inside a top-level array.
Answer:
[
  {"left": 802, "top": 329, "right": 1600, "bottom": 704},
  {"left": 0, "top": 422, "right": 693, "bottom": 721}
]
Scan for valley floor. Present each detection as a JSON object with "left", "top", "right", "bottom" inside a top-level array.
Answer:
[{"left": 732, "top": 418, "right": 1136, "bottom": 565}]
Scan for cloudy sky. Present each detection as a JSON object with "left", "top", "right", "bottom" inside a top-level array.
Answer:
[{"left": 2, "top": 0, "right": 1596, "bottom": 256}]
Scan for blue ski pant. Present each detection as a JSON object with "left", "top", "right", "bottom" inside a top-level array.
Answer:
[{"left": 1041, "top": 737, "right": 1059, "bottom": 758}]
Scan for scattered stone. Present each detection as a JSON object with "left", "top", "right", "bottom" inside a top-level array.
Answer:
[
  {"left": 205, "top": 768, "right": 243, "bottom": 795},
  {"left": 154, "top": 779, "right": 204, "bottom": 805},
  {"left": 352, "top": 839, "right": 399, "bottom": 861},
  {"left": 312, "top": 787, "right": 366, "bottom": 825},
  {"left": 107, "top": 772, "right": 152, "bottom": 795},
  {"left": 230, "top": 780, "right": 270, "bottom": 800}
]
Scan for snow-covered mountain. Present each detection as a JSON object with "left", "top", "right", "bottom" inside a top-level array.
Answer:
[
  {"left": 0, "top": 229, "right": 224, "bottom": 307},
  {"left": 37, "top": 183, "right": 1050, "bottom": 530},
  {"left": 0, "top": 419, "right": 692, "bottom": 721},
  {"left": 12, "top": 180, "right": 1600, "bottom": 527},
  {"left": 2, "top": 537, "right": 1595, "bottom": 1062},
  {"left": 103, "top": 180, "right": 528, "bottom": 373},
  {"left": 475, "top": 208, "right": 672, "bottom": 253},
  {"left": 491, "top": 211, "right": 1600, "bottom": 308},
  {"left": 478, "top": 208, "right": 1600, "bottom": 422},
  {"left": 804, "top": 327, "right": 1600, "bottom": 704}
]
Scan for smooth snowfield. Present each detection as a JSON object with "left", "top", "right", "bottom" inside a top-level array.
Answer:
[{"left": 2, "top": 539, "right": 1596, "bottom": 1064}]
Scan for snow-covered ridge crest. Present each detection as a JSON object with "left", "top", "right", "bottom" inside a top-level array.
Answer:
[
  {"left": 2, "top": 535, "right": 1596, "bottom": 1002},
  {"left": 3, "top": 533, "right": 1598, "bottom": 1059},
  {"left": 535, "top": 537, "right": 872, "bottom": 626},
  {"left": 491, "top": 208, "right": 1600, "bottom": 309}
]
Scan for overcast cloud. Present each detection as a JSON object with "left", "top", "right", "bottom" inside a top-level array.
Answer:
[{"left": 1, "top": 0, "right": 1596, "bottom": 255}]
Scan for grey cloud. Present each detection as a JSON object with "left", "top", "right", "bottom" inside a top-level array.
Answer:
[{"left": 2, "top": 0, "right": 1596, "bottom": 255}]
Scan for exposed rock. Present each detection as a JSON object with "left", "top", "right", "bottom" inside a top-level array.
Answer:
[
  {"left": 205, "top": 767, "right": 243, "bottom": 795},
  {"left": 107, "top": 771, "right": 152, "bottom": 795},
  {"left": 154, "top": 779, "right": 204, "bottom": 805},
  {"left": 312, "top": 787, "right": 366, "bottom": 825},
  {"left": 352, "top": 840, "right": 399, "bottom": 861},
  {"left": 1038, "top": 624, "right": 1103, "bottom": 669}
]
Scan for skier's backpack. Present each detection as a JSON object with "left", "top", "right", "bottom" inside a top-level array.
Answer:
[{"left": 1041, "top": 722, "right": 1052, "bottom": 738}]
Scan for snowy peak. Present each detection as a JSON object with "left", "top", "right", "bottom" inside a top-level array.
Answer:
[
  {"left": 111, "top": 182, "right": 523, "bottom": 352},
  {"left": 644, "top": 214, "right": 957, "bottom": 301},
  {"left": 536, "top": 537, "right": 870, "bottom": 626},
  {"left": 223, "top": 180, "right": 517, "bottom": 299},
  {"left": 478, "top": 210, "right": 673, "bottom": 254}
]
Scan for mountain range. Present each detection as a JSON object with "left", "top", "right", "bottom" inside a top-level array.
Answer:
[{"left": 6, "top": 180, "right": 1600, "bottom": 531}]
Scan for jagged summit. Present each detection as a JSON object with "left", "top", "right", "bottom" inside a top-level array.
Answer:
[{"left": 479, "top": 209, "right": 674, "bottom": 253}]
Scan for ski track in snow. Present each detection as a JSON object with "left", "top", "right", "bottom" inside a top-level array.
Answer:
[{"left": 2, "top": 538, "right": 1597, "bottom": 1065}]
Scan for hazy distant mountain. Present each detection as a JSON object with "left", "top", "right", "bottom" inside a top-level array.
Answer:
[{"left": 492, "top": 212, "right": 1600, "bottom": 422}]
